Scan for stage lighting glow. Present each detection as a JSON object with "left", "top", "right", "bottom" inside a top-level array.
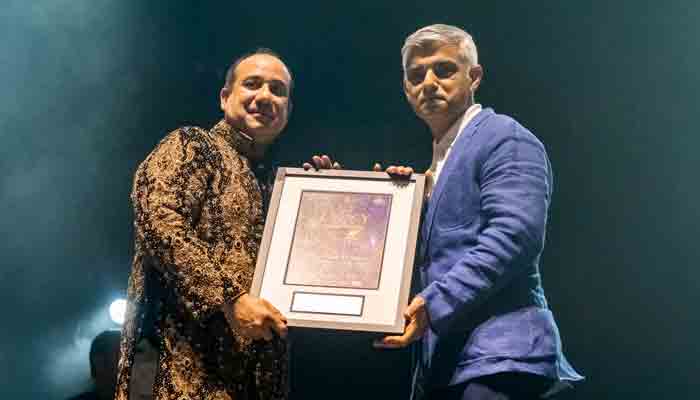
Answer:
[{"left": 109, "top": 298, "right": 127, "bottom": 325}]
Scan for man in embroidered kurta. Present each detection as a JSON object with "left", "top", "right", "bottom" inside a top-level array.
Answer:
[{"left": 115, "top": 49, "right": 293, "bottom": 400}]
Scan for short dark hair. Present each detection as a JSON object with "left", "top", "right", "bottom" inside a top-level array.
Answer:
[
  {"left": 89, "top": 330, "right": 121, "bottom": 378},
  {"left": 223, "top": 48, "right": 294, "bottom": 93}
]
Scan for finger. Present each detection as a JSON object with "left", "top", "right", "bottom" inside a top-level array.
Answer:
[
  {"left": 425, "top": 170, "right": 435, "bottom": 197},
  {"left": 270, "top": 317, "right": 288, "bottom": 339},
  {"left": 373, "top": 163, "right": 382, "bottom": 172},
  {"left": 373, "top": 335, "right": 407, "bottom": 349},
  {"left": 278, "top": 312, "right": 288, "bottom": 324},
  {"left": 404, "top": 301, "right": 420, "bottom": 319},
  {"left": 302, "top": 162, "right": 313, "bottom": 171},
  {"left": 332, "top": 161, "right": 342, "bottom": 169},
  {"left": 264, "top": 301, "right": 288, "bottom": 324},
  {"left": 374, "top": 319, "right": 417, "bottom": 349},
  {"left": 425, "top": 170, "right": 434, "bottom": 186},
  {"left": 271, "top": 308, "right": 288, "bottom": 325},
  {"left": 312, "top": 155, "right": 323, "bottom": 169},
  {"left": 263, "top": 301, "right": 281, "bottom": 318},
  {"left": 259, "top": 318, "right": 276, "bottom": 341},
  {"left": 264, "top": 313, "right": 288, "bottom": 339},
  {"left": 321, "top": 155, "right": 332, "bottom": 169},
  {"left": 392, "top": 166, "right": 413, "bottom": 177},
  {"left": 261, "top": 327, "right": 273, "bottom": 341}
]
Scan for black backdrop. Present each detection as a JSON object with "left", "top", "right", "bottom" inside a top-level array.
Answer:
[{"left": 1, "top": 1, "right": 698, "bottom": 399}]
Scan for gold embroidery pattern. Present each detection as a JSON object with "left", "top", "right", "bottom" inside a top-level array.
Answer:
[{"left": 115, "top": 121, "right": 288, "bottom": 400}]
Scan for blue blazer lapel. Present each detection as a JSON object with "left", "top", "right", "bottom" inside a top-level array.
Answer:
[{"left": 422, "top": 108, "right": 494, "bottom": 247}]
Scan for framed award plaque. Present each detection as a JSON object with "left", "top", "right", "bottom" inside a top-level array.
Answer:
[{"left": 250, "top": 168, "right": 426, "bottom": 333}]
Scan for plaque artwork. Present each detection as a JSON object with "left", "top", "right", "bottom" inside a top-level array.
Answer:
[{"left": 284, "top": 191, "right": 392, "bottom": 289}]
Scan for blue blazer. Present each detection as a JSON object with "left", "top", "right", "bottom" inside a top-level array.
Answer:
[{"left": 415, "top": 108, "right": 583, "bottom": 390}]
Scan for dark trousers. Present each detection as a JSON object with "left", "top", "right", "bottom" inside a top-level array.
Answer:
[{"left": 423, "top": 373, "right": 555, "bottom": 400}]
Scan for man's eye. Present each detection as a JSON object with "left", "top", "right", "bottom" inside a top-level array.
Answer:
[
  {"left": 434, "top": 62, "right": 457, "bottom": 79},
  {"left": 269, "top": 82, "right": 288, "bottom": 97},
  {"left": 407, "top": 69, "right": 425, "bottom": 85},
  {"left": 243, "top": 79, "right": 262, "bottom": 89}
]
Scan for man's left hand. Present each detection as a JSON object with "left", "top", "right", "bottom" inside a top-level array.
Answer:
[
  {"left": 373, "top": 163, "right": 414, "bottom": 178},
  {"left": 373, "top": 295, "right": 428, "bottom": 349}
]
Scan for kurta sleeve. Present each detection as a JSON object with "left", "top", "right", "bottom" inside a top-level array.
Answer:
[
  {"left": 420, "top": 121, "right": 552, "bottom": 336},
  {"left": 132, "top": 128, "right": 244, "bottom": 320}
]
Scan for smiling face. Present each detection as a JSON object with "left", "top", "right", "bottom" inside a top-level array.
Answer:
[
  {"left": 220, "top": 54, "right": 292, "bottom": 144},
  {"left": 403, "top": 43, "right": 482, "bottom": 137}
]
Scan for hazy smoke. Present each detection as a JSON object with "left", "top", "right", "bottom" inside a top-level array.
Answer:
[{"left": 1, "top": 1, "right": 139, "bottom": 398}]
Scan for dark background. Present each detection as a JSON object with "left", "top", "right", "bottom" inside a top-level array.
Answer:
[{"left": 2, "top": 1, "right": 698, "bottom": 399}]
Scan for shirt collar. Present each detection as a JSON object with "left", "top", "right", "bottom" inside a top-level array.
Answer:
[
  {"left": 432, "top": 103, "right": 482, "bottom": 158},
  {"left": 210, "top": 119, "right": 257, "bottom": 158}
]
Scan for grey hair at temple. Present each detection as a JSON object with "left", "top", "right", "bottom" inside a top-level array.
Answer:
[{"left": 401, "top": 24, "right": 479, "bottom": 74}]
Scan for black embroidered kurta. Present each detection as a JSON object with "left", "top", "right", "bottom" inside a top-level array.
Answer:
[{"left": 115, "top": 120, "right": 287, "bottom": 400}]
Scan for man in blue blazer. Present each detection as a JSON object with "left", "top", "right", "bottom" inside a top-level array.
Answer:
[{"left": 374, "top": 24, "right": 583, "bottom": 399}]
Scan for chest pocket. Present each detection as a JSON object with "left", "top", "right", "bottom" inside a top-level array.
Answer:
[{"left": 434, "top": 173, "right": 480, "bottom": 231}]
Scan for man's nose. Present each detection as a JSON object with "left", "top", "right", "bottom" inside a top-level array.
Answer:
[
  {"left": 422, "top": 69, "right": 439, "bottom": 92},
  {"left": 252, "top": 85, "right": 275, "bottom": 113},
  {"left": 256, "top": 84, "right": 273, "bottom": 104}
]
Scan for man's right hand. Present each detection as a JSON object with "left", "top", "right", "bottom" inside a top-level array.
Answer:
[
  {"left": 302, "top": 154, "right": 341, "bottom": 170},
  {"left": 224, "top": 294, "right": 288, "bottom": 341}
]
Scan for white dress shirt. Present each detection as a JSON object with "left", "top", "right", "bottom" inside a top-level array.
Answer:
[{"left": 428, "top": 103, "right": 482, "bottom": 185}]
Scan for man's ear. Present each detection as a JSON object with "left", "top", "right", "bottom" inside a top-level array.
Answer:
[
  {"left": 402, "top": 77, "right": 411, "bottom": 102},
  {"left": 469, "top": 64, "right": 483, "bottom": 92},
  {"left": 219, "top": 87, "right": 230, "bottom": 111}
]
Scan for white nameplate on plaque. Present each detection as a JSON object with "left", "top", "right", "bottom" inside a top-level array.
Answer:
[{"left": 291, "top": 292, "right": 365, "bottom": 316}]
